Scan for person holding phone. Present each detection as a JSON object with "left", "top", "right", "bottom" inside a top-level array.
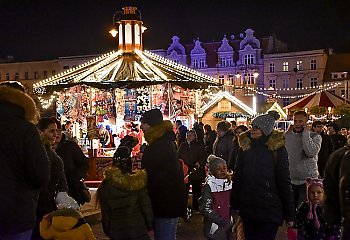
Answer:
[{"left": 284, "top": 110, "right": 322, "bottom": 209}]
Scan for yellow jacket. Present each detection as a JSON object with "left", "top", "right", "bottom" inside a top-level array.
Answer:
[{"left": 40, "top": 208, "right": 95, "bottom": 240}]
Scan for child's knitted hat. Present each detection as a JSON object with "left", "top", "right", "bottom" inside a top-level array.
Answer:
[
  {"left": 306, "top": 177, "right": 324, "bottom": 229},
  {"left": 207, "top": 155, "right": 226, "bottom": 174}
]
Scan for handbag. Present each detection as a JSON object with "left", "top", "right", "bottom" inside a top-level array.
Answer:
[{"left": 70, "top": 179, "right": 91, "bottom": 205}]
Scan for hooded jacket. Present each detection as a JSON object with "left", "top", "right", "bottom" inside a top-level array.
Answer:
[
  {"left": 324, "top": 138, "right": 350, "bottom": 228},
  {"left": 40, "top": 208, "right": 95, "bottom": 240},
  {"left": 98, "top": 167, "right": 153, "bottom": 240},
  {"left": 0, "top": 86, "right": 50, "bottom": 234},
  {"left": 142, "top": 120, "right": 187, "bottom": 218},
  {"left": 231, "top": 130, "right": 295, "bottom": 225}
]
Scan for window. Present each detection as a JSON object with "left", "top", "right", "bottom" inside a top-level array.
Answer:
[
  {"left": 283, "top": 61, "right": 289, "bottom": 72},
  {"left": 296, "top": 60, "right": 303, "bottom": 70},
  {"left": 332, "top": 73, "right": 338, "bottom": 79},
  {"left": 341, "top": 73, "right": 345, "bottom": 78},
  {"left": 14, "top": 72, "right": 19, "bottom": 80},
  {"left": 34, "top": 72, "right": 39, "bottom": 79},
  {"left": 269, "top": 79, "right": 276, "bottom": 89},
  {"left": 199, "top": 59, "right": 205, "bottom": 68},
  {"left": 244, "top": 54, "right": 254, "bottom": 65},
  {"left": 43, "top": 71, "right": 47, "bottom": 78},
  {"left": 341, "top": 89, "right": 345, "bottom": 97},
  {"left": 219, "top": 75, "right": 225, "bottom": 85},
  {"left": 220, "top": 57, "right": 226, "bottom": 67},
  {"left": 296, "top": 78, "right": 303, "bottom": 88},
  {"left": 52, "top": 70, "right": 56, "bottom": 76},
  {"left": 25, "top": 72, "right": 29, "bottom": 80},
  {"left": 310, "top": 59, "right": 316, "bottom": 70},
  {"left": 244, "top": 73, "right": 255, "bottom": 85},
  {"left": 228, "top": 74, "right": 234, "bottom": 85},
  {"left": 283, "top": 79, "right": 289, "bottom": 88},
  {"left": 63, "top": 65, "right": 69, "bottom": 70},
  {"left": 310, "top": 77, "right": 318, "bottom": 87},
  {"left": 173, "top": 59, "right": 179, "bottom": 64},
  {"left": 193, "top": 59, "right": 198, "bottom": 68},
  {"left": 269, "top": 62, "right": 275, "bottom": 73},
  {"left": 283, "top": 98, "right": 290, "bottom": 107},
  {"left": 226, "top": 57, "right": 232, "bottom": 67},
  {"left": 6, "top": 73, "right": 10, "bottom": 80}
]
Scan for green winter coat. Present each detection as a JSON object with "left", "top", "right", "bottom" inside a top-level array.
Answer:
[{"left": 98, "top": 168, "right": 153, "bottom": 240}]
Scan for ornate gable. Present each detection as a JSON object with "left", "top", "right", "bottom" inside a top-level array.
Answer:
[
  {"left": 190, "top": 39, "right": 206, "bottom": 55},
  {"left": 167, "top": 36, "right": 186, "bottom": 55},
  {"left": 239, "top": 29, "right": 261, "bottom": 50},
  {"left": 218, "top": 36, "right": 234, "bottom": 53}
]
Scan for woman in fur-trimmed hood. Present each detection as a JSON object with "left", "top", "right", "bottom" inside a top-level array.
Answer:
[
  {"left": 0, "top": 82, "right": 50, "bottom": 237},
  {"left": 97, "top": 146, "right": 153, "bottom": 240},
  {"left": 231, "top": 111, "right": 295, "bottom": 240},
  {"left": 140, "top": 109, "right": 187, "bottom": 239}
]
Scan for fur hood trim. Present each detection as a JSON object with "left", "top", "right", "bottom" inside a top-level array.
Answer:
[
  {"left": 238, "top": 129, "right": 285, "bottom": 151},
  {"left": 104, "top": 167, "right": 147, "bottom": 191},
  {"left": 144, "top": 120, "right": 173, "bottom": 145},
  {"left": 0, "top": 86, "right": 40, "bottom": 124}
]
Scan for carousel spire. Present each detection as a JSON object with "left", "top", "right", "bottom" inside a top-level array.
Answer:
[{"left": 109, "top": 4, "right": 146, "bottom": 53}]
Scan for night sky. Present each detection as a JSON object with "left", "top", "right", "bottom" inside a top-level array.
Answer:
[{"left": 1, "top": 0, "right": 349, "bottom": 61}]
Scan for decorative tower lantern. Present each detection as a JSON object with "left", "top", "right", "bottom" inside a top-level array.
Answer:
[{"left": 110, "top": 6, "right": 147, "bottom": 53}]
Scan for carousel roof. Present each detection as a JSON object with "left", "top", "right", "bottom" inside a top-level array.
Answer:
[{"left": 283, "top": 90, "right": 350, "bottom": 109}]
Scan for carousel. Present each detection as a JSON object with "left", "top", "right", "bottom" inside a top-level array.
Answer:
[{"left": 34, "top": 5, "right": 219, "bottom": 181}]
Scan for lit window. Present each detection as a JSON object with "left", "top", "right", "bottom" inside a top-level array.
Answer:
[
  {"left": 244, "top": 54, "right": 254, "bottom": 65},
  {"left": 269, "top": 62, "right": 275, "bottom": 73},
  {"left": 269, "top": 79, "right": 276, "bottom": 89},
  {"left": 310, "top": 59, "right": 316, "bottom": 70},
  {"left": 310, "top": 77, "right": 318, "bottom": 87},
  {"left": 296, "top": 60, "right": 303, "bottom": 70},
  {"left": 283, "top": 79, "right": 289, "bottom": 88},
  {"left": 245, "top": 73, "right": 255, "bottom": 85},
  {"left": 219, "top": 75, "right": 225, "bottom": 85},
  {"left": 228, "top": 74, "right": 234, "bottom": 85},
  {"left": 283, "top": 62, "right": 289, "bottom": 72},
  {"left": 199, "top": 59, "right": 205, "bottom": 68},
  {"left": 296, "top": 78, "right": 303, "bottom": 88},
  {"left": 34, "top": 72, "right": 39, "bottom": 79}
]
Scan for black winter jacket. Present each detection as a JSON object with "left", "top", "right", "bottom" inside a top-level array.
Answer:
[
  {"left": 231, "top": 130, "right": 295, "bottom": 225},
  {"left": 324, "top": 143, "right": 350, "bottom": 228},
  {"left": 98, "top": 168, "right": 153, "bottom": 240},
  {"left": 142, "top": 120, "right": 187, "bottom": 218},
  {"left": 213, "top": 130, "right": 235, "bottom": 168},
  {"left": 0, "top": 86, "right": 50, "bottom": 234},
  {"left": 178, "top": 140, "right": 206, "bottom": 181}
]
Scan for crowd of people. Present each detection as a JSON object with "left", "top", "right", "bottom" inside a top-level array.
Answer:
[{"left": 0, "top": 80, "right": 349, "bottom": 240}]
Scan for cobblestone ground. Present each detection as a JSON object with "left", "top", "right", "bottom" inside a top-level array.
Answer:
[{"left": 84, "top": 189, "right": 288, "bottom": 240}]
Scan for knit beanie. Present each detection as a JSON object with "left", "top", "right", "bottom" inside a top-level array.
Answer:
[
  {"left": 251, "top": 110, "right": 280, "bottom": 136},
  {"left": 306, "top": 177, "right": 324, "bottom": 229},
  {"left": 207, "top": 154, "right": 226, "bottom": 175},
  {"left": 141, "top": 109, "right": 163, "bottom": 127}
]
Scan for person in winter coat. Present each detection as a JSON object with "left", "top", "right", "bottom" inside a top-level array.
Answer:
[
  {"left": 55, "top": 126, "right": 90, "bottom": 205},
  {"left": 199, "top": 155, "right": 233, "bottom": 240},
  {"left": 97, "top": 146, "right": 153, "bottom": 240},
  {"left": 40, "top": 192, "right": 95, "bottom": 240},
  {"left": 0, "top": 82, "right": 50, "bottom": 239},
  {"left": 175, "top": 119, "right": 188, "bottom": 148},
  {"left": 178, "top": 130, "right": 207, "bottom": 211},
  {"left": 141, "top": 109, "right": 187, "bottom": 240},
  {"left": 213, "top": 121, "right": 235, "bottom": 170},
  {"left": 328, "top": 122, "right": 347, "bottom": 152},
  {"left": 33, "top": 117, "right": 68, "bottom": 240},
  {"left": 312, "top": 121, "right": 333, "bottom": 177},
  {"left": 295, "top": 178, "right": 341, "bottom": 240},
  {"left": 231, "top": 111, "right": 295, "bottom": 240},
  {"left": 204, "top": 124, "right": 217, "bottom": 156},
  {"left": 230, "top": 125, "right": 248, "bottom": 170},
  {"left": 285, "top": 110, "right": 321, "bottom": 209},
  {"left": 324, "top": 137, "right": 350, "bottom": 240}
]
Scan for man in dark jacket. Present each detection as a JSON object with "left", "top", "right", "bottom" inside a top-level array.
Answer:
[
  {"left": 328, "top": 122, "right": 347, "bottom": 152},
  {"left": 324, "top": 138, "right": 350, "bottom": 239},
  {"left": 141, "top": 109, "right": 187, "bottom": 240},
  {"left": 312, "top": 121, "right": 333, "bottom": 177},
  {"left": 175, "top": 119, "right": 188, "bottom": 148},
  {"left": 0, "top": 82, "right": 50, "bottom": 239},
  {"left": 213, "top": 121, "right": 235, "bottom": 170}
]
